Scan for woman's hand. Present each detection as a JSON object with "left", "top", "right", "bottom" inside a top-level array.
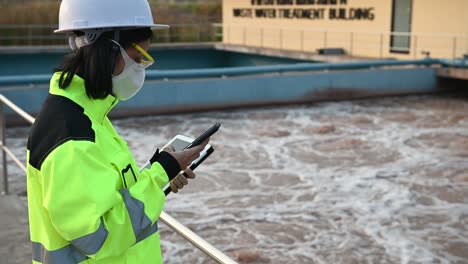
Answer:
[
  {"left": 162, "top": 138, "right": 210, "bottom": 170},
  {"left": 169, "top": 169, "right": 195, "bottom": 193},
  {"left": 162, "top": 138, "right": 209, "bottom": 193}
]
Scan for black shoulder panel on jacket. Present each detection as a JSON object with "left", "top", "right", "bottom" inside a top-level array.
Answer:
[{"left": 27, "top": 94, "right": 95, "bottom": 170}]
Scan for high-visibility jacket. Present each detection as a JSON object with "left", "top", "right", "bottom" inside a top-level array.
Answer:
[{"left": 27, "top": 72, "right": 180, "bottom": 264}]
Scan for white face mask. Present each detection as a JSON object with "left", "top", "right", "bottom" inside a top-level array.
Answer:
[{"left": 111, "top": 41, "right": 152, "bottom": 101}]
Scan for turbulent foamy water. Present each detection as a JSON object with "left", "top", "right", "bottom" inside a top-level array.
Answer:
[{"left": 4, "top": 95, "right": 468, "bottom": 264}]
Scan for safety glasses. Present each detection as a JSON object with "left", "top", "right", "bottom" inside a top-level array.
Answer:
[{"left": 132, "top": 43, "right": 154, "bottom": 66}]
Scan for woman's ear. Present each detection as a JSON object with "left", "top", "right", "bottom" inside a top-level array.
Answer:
[
  {"left": 110, "top": 41, "right": 121, "bottom": 76},
  {"left": 113, "top": 56, "right": 125, "bottom": 76},
  {"left": 112, "top": 50, "right": 125, "bottom": 76},
  {"left": 111, "top": 43, "right": 119, "bottom": 52}
]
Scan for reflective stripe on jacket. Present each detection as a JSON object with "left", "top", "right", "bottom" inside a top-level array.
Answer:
[{"left": 27, "top": 72, "right": 180, "bottom": 264}]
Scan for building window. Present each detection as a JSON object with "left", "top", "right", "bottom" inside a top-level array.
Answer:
[{"left": 390, "top": 0, "right": 413, "bottom": 54}]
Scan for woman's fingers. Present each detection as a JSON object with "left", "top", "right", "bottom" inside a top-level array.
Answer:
[
  {"left": 180, "top": 174, "right": 189, "bottom": 185},
  {"left": 184, "top": 138, "right": 210, "bottom": 164},
  {"left": 184, "top": 169, "right": 196, "bottom": 179},
  {"left": 169, "top": 181, "right": 179, "bottom": 193},
  {"left": 191, "top": 138, "right": 210, "bottom": 154},
  {"left": 169, "top": 169, "right": 197, "bottom": 193},
  {"left": 172, "top": 138, "right": 210, "bottom": 169},
  {"left": 171, "top": 176, "right": 184, "bottom": 190}
]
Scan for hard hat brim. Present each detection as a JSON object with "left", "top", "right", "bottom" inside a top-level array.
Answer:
[{"left": 54, "top": 24, "right": 170, "bottom": 34}]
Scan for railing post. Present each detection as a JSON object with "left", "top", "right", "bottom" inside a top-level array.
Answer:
[
  {"left": 0, "top": 101, "right": 8, "bottom": 195},
  {"left": 380, "top": 33, "right": 384, "bottom": 58},
  {"left": 280, "top": 28, "right": 283, "bottom": 50},
  {"left": 198, "top": 25, "right": 202, "bottom": 42},
  {"left": 219, "top": 24, "right": 223, "bottom": 42},
  {"left": 167, "top": 27, "right": 171, "bottom": 43},
  {"left": 453, "top": 36, "right": 457, "bottom": 59},
  {"left": 27, "top": 27, "right": 33, "bottom": 46},
  {"left": 301, "top": 29, "right": 304, "bottom": 52},
  {"left": 243, "top": 27, "right": 246, "bottom": 46},
  {"left": 260, "top": 27, "right": 264, "bottom": 48},
  {"left": 324, "top": 30, "right": 328, "bottom": 48},
  {"left": 413, "top": 34, "right": 418, "bottom": 59},
  {"left": 350, "top": 32, "right": 354, "bottom": 56},
  {"left": 211, "top": 24, "right": 216, "bottom": 42}
]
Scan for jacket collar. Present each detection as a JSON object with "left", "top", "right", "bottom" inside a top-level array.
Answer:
[{"left": 49, "top": 72, "right": 118, "bottom": 124}]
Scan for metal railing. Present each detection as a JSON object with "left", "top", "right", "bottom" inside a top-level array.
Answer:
[
  {"left": 223, "top": 25, "right": 468, "bottom": 60},
  {"left": 0, "top": 94, "right": 237, "bottom": 264},
  {"left": 0, "top": 23, "right": 223, "bottom": 46},
  {"left": 1, "top": 23, "right": 467, "bottom": 60}
]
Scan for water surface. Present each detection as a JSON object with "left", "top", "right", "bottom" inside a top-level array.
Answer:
[{"left": 5, "top": 94, "right": 468, "bottom": 263}]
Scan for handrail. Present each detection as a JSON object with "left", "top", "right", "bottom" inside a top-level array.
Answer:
[
  {"left": 0, "top": 23, "right": 217, "bottom": 29},
  {"left": 0, "top": 23, "right": 222, "bottom": 46},
  {"left": 3, "top": 23, "right": 466, "bottom": 39},
  {"left": 160, "top": 212, "right": 238, "bottom": 264},
  {"left": 0, "top": 95, "right": 35, "bottom": 123},
  {"left": 0, "top": 94, "right": 238, "bottom": 264},
  {"left": 222, "top": 24, "right": 468, "bottom": 59},
  {"left": 223, "top": 24, "right": 468, "bottom": 38},
  {"left": 1, "top": 23, "right": 466, "bottom": 58}
]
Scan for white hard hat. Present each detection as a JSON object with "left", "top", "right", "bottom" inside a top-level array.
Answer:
[
  {"left": 55, "top": 0, "right": 169, "bottom": 33},
  {"left": 55, "top": 0, "right": 168, "bottom": 50}
]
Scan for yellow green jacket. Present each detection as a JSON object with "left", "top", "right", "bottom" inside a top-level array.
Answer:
[{"left": 26, "top": 72, "right": 180, "bottom": 264}]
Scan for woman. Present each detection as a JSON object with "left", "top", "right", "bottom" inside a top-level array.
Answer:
[{"left": 26, "top": 0, "right": 207, "bottom": 263}]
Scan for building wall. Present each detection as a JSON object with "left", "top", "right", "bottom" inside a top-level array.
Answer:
[
  {"left": 411, "top": 0, "right": 468, "bottom": 58},
  {"left": 223, "top": 0, "right": 468, "bottom": 59}
]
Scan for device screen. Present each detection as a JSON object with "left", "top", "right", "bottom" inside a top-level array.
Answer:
[{"left": 171, "top": 138, "right": 190, "bottom": 152}]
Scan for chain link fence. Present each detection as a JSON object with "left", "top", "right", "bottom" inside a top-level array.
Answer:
[{"left": 0, "top": 24, "right": 223, "bottom": 46}]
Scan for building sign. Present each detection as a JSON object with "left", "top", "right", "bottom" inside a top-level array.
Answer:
[{"left": 233, "top": 0, "right": 375, "bottom": 21}]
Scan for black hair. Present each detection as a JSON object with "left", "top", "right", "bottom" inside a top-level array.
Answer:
[{"left": 54, "top": 28, "right": 153, "bottom": 99}]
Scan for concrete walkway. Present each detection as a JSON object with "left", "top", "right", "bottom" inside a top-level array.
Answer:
[{"left": 0, "top": 195, "right": 30, "bottom": 264}]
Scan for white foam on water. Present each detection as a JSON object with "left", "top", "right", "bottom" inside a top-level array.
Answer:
[{"left": 6, "top": 95, "right": 468, "bottom": 263}]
